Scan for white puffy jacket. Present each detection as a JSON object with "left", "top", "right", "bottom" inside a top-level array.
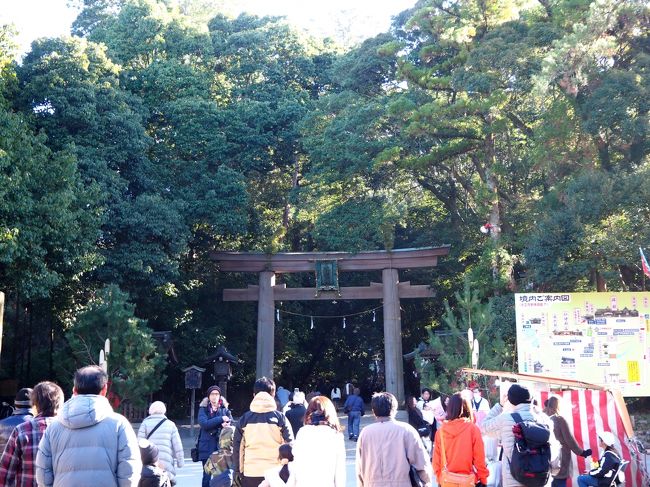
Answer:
[
  {"left": 35, "top": 394, "right": 141, "bottom": 487},
  {"left": 137, "top": 414, "right": 185, "bottom": 482},
  {"left": 481, "top": 403, "right": 560, "bottom": 487},
  {"left": 292, "top": 424, "right": 346, "bottom": 487}
]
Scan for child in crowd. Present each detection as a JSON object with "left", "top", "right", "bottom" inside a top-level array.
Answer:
[
  {"left": 577, "top": 431, "right": 621, "bottom": 487},
  {"left": 206, "top": 424, "right": 235, "bottom": 487},
  {"left": 138, "top": 438, "right": 172, "bottom": 487},
  {"left": 259, "top": 444, "right": 296, "bottom": 487}
]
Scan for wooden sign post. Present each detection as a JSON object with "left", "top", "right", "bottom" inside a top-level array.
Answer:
[{"left": 182, "top": 365, "right": 205, "bottom": 439}]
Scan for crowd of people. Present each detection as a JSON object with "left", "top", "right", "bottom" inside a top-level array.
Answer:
[{"left": 0, "top": 368, "right": 626, "bottom": 487}]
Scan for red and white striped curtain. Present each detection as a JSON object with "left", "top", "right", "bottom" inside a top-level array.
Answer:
[{"left": 540, "top": 389, "right": 642, "bottom": 487}]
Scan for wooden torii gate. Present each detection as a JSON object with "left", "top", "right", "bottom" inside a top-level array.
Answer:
[{"left": 212, "top": 246, "right": 450, "bottom": 403}]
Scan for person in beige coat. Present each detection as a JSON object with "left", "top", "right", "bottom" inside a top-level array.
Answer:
[{"left": 356, "top": 392, "right": 432, "bottom": 487}]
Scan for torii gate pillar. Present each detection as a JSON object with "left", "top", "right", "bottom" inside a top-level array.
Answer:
[
  {"left": 257, "top": 271, "right": 275, "bottom": 379},
  {"left": 382, "top": 268, "right": 403, "bottom": 403}
]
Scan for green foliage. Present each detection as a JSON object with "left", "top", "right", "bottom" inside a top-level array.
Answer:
[
  {"left": 417, "top": 279, "right": 508, "bottom": 393},
  {"left": 312, "top": 198, "right": 392, "bottom": 251},
  {"left": 536, "top": 0, "right": 650, "bottom": 169},
  {"left": 2, "top": 0, "right": 649, "bottom": 401},
  {"left": 0, "top": 102, "right": 100, "bottom": 300},
  {"left": 62, "top": 285, "right": 165, "bottom": 405}
]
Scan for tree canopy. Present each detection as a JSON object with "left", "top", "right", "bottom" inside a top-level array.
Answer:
[{"left": 0, "top": 0, "right": 648, "bottom": 407}]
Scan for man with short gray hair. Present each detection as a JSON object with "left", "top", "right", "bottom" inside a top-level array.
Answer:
[
  {"left": 35, "top": 365, "right": 141, "bottom": 487},
  {"left": 356, "top": 391, "right": 432, "bottom": 487}
]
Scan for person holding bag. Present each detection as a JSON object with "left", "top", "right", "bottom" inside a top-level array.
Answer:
[
  {"left": 198, "top": 385, "right": 232, "bottom": 487},
  {"left": 137, "top": 401, "right": 184, "bottom": 485},
  {"left": 433, "top": 392, "right": 489, "bottom": 487}
]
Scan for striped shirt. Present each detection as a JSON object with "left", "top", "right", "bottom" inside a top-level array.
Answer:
[{"left": 0, "top": 415, "right": 53, "bottom": 487}]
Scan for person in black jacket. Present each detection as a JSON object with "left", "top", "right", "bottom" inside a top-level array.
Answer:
[
  {"left": 342, "top": 387, "right": 364, "bottom": 441},
  {"left": 284, "top": 391, "right": 307, "bottom": 438},
  {"left": 198, "top": 385, "right": 232, "bottom": 487},
  {"left": 577, "top": 431, "right": 621, "bottom": 487},
  {"left": 406, "top": 396, "right": 432, "bottom": 453},
  {"left": 0, "top": 388, "right": 33, "bottom": 453},
  {"left": 406, "top": 396, "right": 431, "bottom": 435},
  {"left": 138, "top": 438, "right": 171, "bottom": 487}
]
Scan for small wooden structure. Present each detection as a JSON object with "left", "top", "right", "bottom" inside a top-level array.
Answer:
[
  {"left": 212, "top": 246, "right": 450, "bottom": 403},
  {"left": 182, "top": 365, "right": 205, "bottom": 438}
]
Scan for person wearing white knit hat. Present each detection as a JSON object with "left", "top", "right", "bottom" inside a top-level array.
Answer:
[
  {"left": 138, "top": 401, "right": 184, "bottom": 485},
  {"left": 577, "top": 430, "right": 621, "bottom": 487},
  {"left": 284, "top": 391, "right": 308, "bottom": 437}
]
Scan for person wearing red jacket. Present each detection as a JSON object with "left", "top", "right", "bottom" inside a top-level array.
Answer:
[{"left": 433, "top": 392, "right": 489, "bottom": 487}]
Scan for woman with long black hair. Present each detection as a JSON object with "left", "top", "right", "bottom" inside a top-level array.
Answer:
[
  {"left": 544, "top": 395, "right": 592, "bottom": 487},
  {"left": 406, "top": 396, "right": 432, "bottom": 452}
]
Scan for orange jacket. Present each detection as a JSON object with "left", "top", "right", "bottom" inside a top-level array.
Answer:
[{"left": 433, "top": 418, "right": 489, "bottom": 484}]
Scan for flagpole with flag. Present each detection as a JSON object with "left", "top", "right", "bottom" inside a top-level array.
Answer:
[{"left": 640, "top": 247, "right": 650, "bottom": 290}]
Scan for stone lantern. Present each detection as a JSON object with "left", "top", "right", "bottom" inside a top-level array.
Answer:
[{"left": 204, "top": 345, "right": 239, "bottom": 399}]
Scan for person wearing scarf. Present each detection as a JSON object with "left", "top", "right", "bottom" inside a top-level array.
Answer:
[
  {"left": 198, "top": 385, "right": 232, "bottom": 487},
  {"left": 291, "top": 396, "right": 346, "bottom": 487}
]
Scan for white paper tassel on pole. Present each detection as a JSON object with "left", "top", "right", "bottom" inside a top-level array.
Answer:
[
  {"left": 310, "top": 316, "right": 314, "bottom": 329},
  {"left": 276, "top": 308, "right": 280, "bottom": 322},
  {"left": 467, "top": 327, "right": 474, "bottom": 348},
  {"left": 99, "top": 349, "right": 107, "bottom": 372},
  {"left": 372, "top": 310, "right": 376, "bottom": 322},
  {"left": 342, "top": 317, "right": 346, "bottom": 329},
  {"left": 472, "top": 339, "right": 479, "bottom": 368}
]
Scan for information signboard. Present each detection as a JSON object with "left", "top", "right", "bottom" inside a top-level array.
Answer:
[{"left": 515, "top": 292, "right": 650, "bottom": 396}]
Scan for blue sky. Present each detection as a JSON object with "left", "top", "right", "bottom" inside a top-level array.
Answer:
[{"left": 1, "top": 0, "right": 418, "bottom": 56}]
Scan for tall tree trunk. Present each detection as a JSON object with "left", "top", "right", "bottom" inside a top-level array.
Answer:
[
  {"left": 484, "top": 121, "right": 502, "bottom": 290},
  {"left": 591, "top": 268, "right": 607, "bottom": 291},
  {"left": 447, "top": 177, "right": 461, "bottom": 232},
  {"left": 11, "top": 294, "right": 19, "bottom": 377},
  {"left": 282, "top": 155, "right": 301, "bottom": 234},
  {"left": 595, "top": 135, "right": 611, "bottom": 171},
  {"left": 19, "top": 304, "right": 26, "bottom": 382},
  {"left": 26, "top": 306, "right": 32, "bottom": 382},
  {"left": 49, "top": 312, "right": 54, "bottom": 378}
]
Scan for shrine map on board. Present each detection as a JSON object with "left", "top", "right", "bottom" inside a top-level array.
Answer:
[{"left": 515, "top": 292, "right": 650, "bottom": 396}]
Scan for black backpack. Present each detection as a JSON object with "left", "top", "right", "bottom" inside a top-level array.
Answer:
[{"left": 509, "top": 412, "right": 552, "bottom": 487}]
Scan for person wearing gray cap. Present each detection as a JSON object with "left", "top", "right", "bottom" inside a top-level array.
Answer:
[{"left": 0, "top": 388, "right": 34, "bottom": 453}]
